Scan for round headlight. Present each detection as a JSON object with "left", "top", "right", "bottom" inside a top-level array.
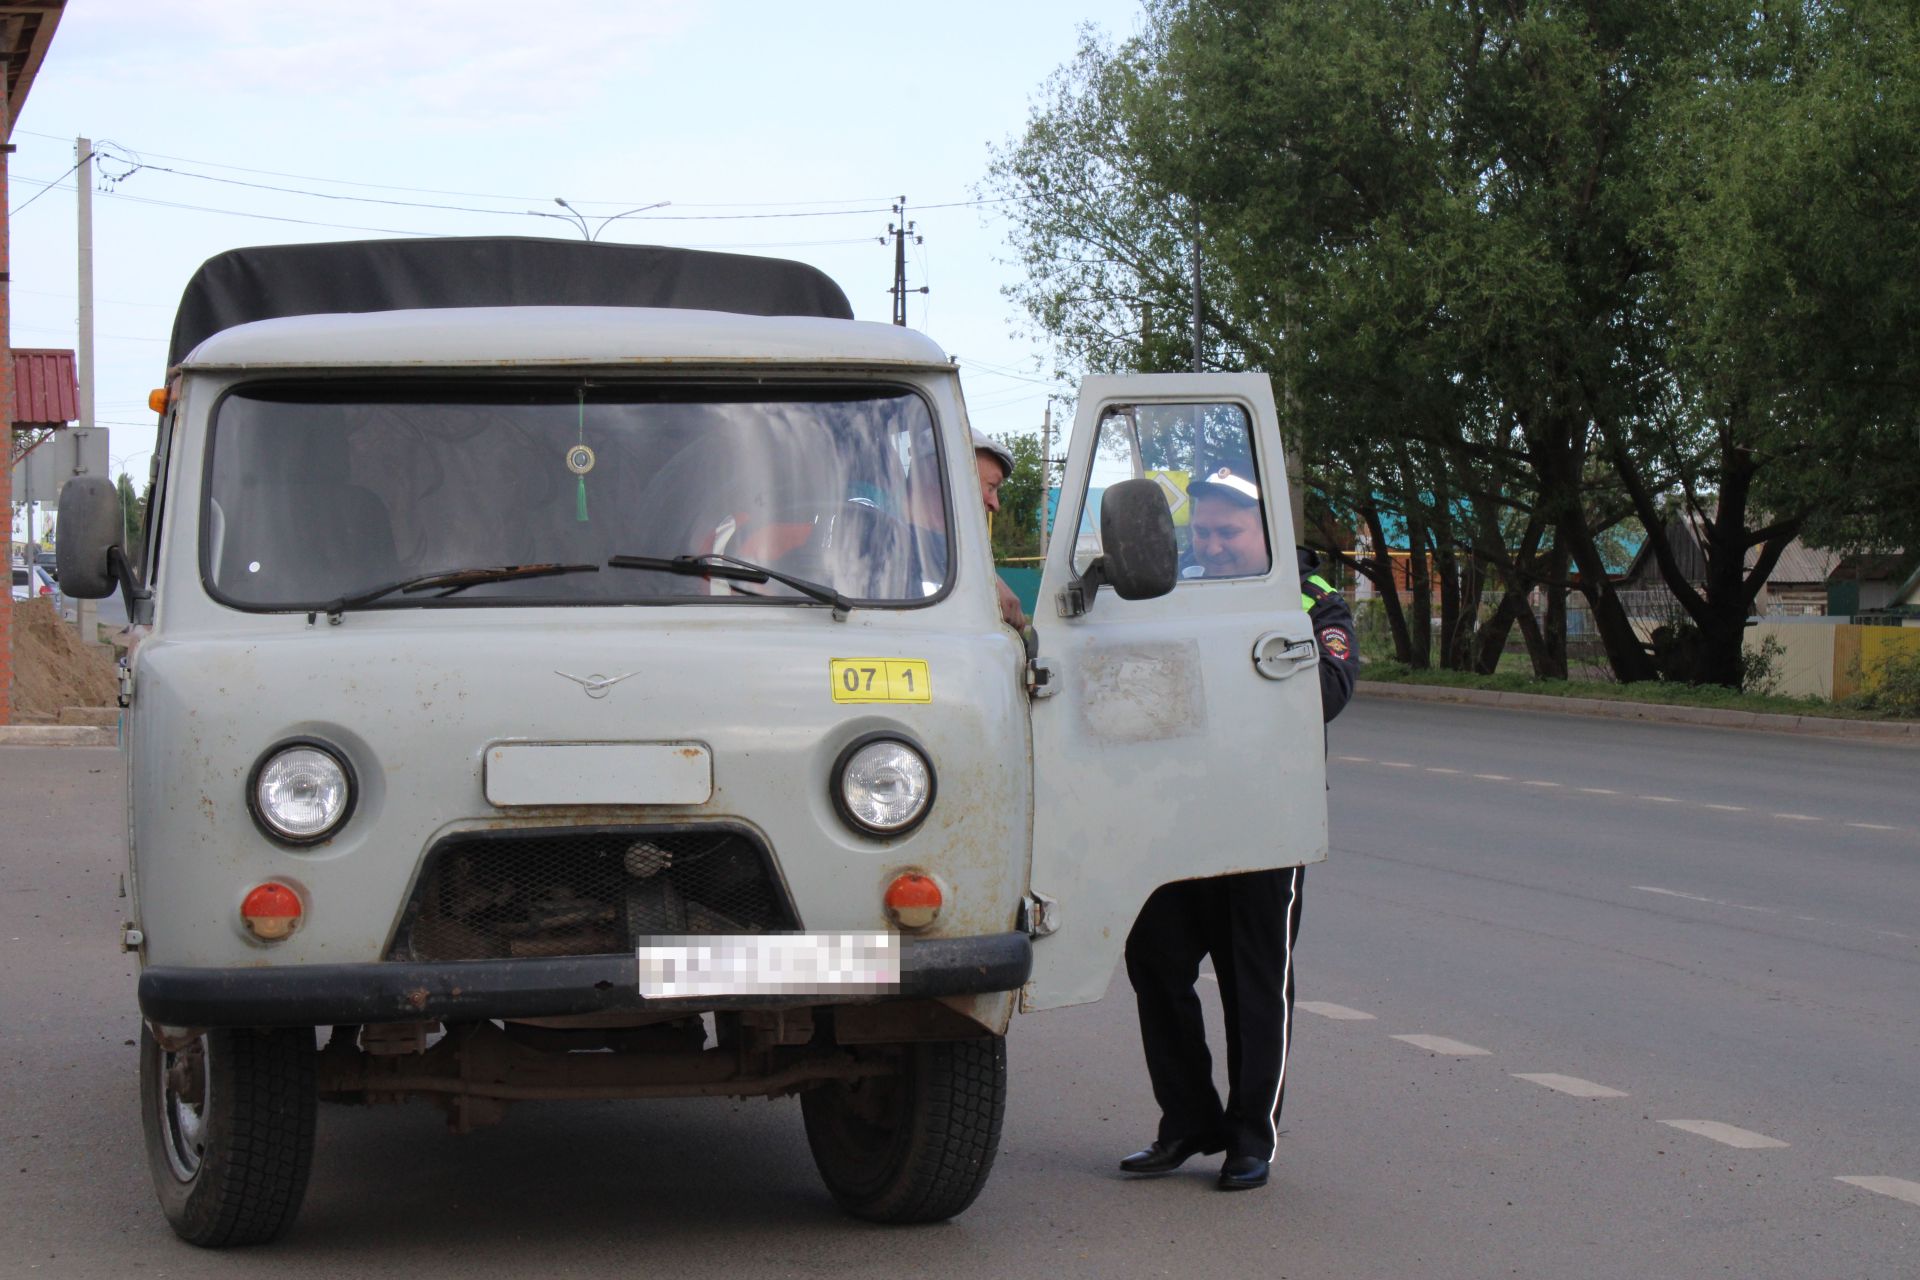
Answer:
[
  {"left": 834, "top": 736, "right": 935, "bottom": 836},
  {"left": 249, "top": 742, "right": 354, "bottom": 844}
]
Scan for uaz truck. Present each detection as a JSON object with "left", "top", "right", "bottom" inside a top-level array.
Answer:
[{"left": 57, "top": 236, "right": 1328, "bottom": 1245}]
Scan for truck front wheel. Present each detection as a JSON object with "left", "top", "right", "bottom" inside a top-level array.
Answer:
[
  {"left": 139, "top": 1024, "right": 317, "bottom": 1247},
  {"left": 801, "top": 1037, "right": 1007, "bottom": 1223}
]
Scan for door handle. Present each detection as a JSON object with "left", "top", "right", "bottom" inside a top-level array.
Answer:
[{"left": 1252, "top": 631, "right": 1317, "bottom": 681}]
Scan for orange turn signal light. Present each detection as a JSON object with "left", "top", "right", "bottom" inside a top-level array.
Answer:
[
  {"left": 241, "top": 882, "right": 303, "bottom": 941},
  {"left": 148, "top": 387, "right": 170, "bottom": 414},
  {"left": 883, "top": 873, "right": 942, "bottom": 930}
]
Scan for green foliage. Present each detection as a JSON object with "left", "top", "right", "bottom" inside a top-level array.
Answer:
[
  {"left": 988, "top": 0, "right": 1920, "bottom": 687},
  {"left": 989, "top": 432, "right": 1046, "bottom": 561},
  {"left": 1352, "top": 598, "right": 1398, "bottom": 664},
  {"left": 1740, "top": 634, "right": 1786, "bottom": 698},
  {"left": 1843, "top": 646, "right": 1920, "bottom": 720}
]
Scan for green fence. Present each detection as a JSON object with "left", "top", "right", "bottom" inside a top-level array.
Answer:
[{"left": 996, "top": 557, "right": 1044, "bottom": 617}]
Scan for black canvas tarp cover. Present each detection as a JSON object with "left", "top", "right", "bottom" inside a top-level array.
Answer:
[{"left": 167, "top": 236, "right": 856, "bottom": 367}]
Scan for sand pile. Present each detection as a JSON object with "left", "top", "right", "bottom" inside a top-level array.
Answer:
[{"left": 8, "top": 599, "right": 118, "bottom": 722}]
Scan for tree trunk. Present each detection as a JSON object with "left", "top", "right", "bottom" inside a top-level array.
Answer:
[
  {"left": 1559, "top": 512, "right": 1654, "bottom": 681},
  {"left": 1406, "top": 517, "right": 1432, "bottom": 669},
  {"left": 1358, "top": 496, "right": 1414, "bottom": 664},
  {"left": 1452, "top": 555, "right": 1486, "bottom": 670},
  {"left": 1472, "top": 585, "right": 1526, "bottom": 674},
  {"left": 1535, "top": 543, "right": 1570, "bottom": 680},
  {"left": 1436, "top": 537, "right": 1463, "bottom": 671}
]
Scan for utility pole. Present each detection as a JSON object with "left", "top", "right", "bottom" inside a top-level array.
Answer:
[
  {"left": 74, "top": 136, "right": 98, "bottom": 644},
  {"left": 1190, "top": 217, "right": 1203, "bottom": 372},
  {"left": 1038, "top": 400, "right": 1054, "bottom": 556},
  {"left": 884, "top": 196, "right": 926, "bottom": 326}
]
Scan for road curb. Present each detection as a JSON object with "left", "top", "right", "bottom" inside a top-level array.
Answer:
[
  {"left": 0, "top": 724, "right": 117, "bottom": 747},
  {"left": 1356, "top": 681, "right": 1920, "bottom": 744}
]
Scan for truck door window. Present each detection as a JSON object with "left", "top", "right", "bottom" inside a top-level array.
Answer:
[{"left": 1069, "top": 401, "right": 1269, "bottom": 582}]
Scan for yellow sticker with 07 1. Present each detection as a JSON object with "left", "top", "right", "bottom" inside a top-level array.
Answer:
[{"left": 830, "top": 658, "right": 932, "bottom": 704}]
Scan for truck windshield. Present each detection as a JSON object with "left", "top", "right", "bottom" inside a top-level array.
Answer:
[{"left": 202, "top": 380, "right": 952, "bottom": 610}]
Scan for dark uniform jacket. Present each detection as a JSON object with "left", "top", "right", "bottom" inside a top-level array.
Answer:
[{"left": 1298, "top": 547, "right": 1359, "bottom": 723}]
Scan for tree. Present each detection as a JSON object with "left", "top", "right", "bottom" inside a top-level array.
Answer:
[
  {"left": 115, "top": 471, "right": 147, "bottom": 551},
  {"left": 989, "top": 1, "right": 1920, "bottom": 686},
  {"left": 1619, "top": 4, "right": 1920, "bottom": 684},
  {"left": 989, "top": 432, "right": 1047, "bottom": 561}
]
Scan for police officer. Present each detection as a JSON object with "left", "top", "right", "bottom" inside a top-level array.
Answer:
[{"left": 1120, "top": 467, "right": 1359, "bottom": 1191}]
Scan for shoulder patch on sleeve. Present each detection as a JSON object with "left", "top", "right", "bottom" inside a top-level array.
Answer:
[{"left": 1319, "top": 627, "right": 1352, "bottom": 661}]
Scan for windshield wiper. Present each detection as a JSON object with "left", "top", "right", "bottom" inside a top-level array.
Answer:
[
  {"left": 317, "top": 563, "right": 600, "bottom": 624},
  {"left": 607, "top": 553, "right": 853, "bottom": 621}
]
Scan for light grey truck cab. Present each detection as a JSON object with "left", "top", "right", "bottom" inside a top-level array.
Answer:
[{"left": 57, "top": 236, "right": 1328, "bottom": 1245}]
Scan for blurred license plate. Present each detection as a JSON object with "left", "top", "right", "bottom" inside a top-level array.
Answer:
[{"left": 636, "top": 933, "right": 899, "bottom": 998}]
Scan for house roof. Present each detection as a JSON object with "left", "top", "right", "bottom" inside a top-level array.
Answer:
[
  {"left": 10, "top": 347, "right": 77, "bottom": 426},
  {"left": 2, "top": 2, "right": 63, "bottom": 135},
  {"left": 1763, "top": 538, "right": 1841, "bottom": 587},
  {"left": 1830, "top": 552, "right": 1913, "bottom": 582},
  {"left": 1895, "top": 563, "right": 1920, "bottom": 608}
]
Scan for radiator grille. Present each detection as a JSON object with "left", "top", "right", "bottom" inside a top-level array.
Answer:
[{"left": 389, "top": 827, "right": 796, "bottom": 962}]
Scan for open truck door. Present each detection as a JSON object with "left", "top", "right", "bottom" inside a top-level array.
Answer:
[{"left": 1023, "top": 373, "right": 1328, "bottom": 1012}]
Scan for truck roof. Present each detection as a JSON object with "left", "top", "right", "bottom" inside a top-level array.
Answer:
[
  {"left": 167, "top": 237, "right": 856, "bottom": 369},
  {"left": 176, "top": 304, "right": 954, "bottom": 372}
]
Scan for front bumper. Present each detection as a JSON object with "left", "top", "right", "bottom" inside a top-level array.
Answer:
[{"left": 138, "top": 932, "right": 1033, "bottom": 1028}]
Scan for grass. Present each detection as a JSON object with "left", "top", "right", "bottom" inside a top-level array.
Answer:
[{"left": 1359, "top": 660, "right": 1913, "bottom": 722}]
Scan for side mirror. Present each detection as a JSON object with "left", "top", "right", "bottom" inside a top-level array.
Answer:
[
  {"left": 55, "top": 475, "right": 127, "bottom": 600},
  {"left": 1065, "top": 478, "right": 1177, "bottom": 615}
]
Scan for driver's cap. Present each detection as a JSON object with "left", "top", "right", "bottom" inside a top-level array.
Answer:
[{"left": 970, "top": 429, "right": 1015, "bottom": 476}]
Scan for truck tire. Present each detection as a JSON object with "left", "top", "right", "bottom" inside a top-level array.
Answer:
[
  {"left": 801, "top": 1036, "right": 1007, "bottom": 1224},
  {"left": 139, "top": 1023, "right": 317, "bottom": 1247}
]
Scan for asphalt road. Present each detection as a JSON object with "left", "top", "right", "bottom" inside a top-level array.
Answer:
[{"left": 1, "top": 701, "right": 1915, "bottom": 1277}]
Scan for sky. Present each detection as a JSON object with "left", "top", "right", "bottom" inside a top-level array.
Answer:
[{"left": 9, "top": 0, "right": 1147, "bottom": 540}]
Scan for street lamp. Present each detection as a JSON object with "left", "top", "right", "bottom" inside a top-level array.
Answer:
[{"left": 526, "top": 198, "right": 671, "bottom": 242}]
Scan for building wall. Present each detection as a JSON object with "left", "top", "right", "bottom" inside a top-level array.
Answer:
[{"left": 2, "top": 88, "right": 13, "bottom": 724}]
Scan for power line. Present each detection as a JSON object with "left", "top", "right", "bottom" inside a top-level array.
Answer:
[
  {"left": 9, "top": 286, "right": 171, "bottom": 309},
  {"left": 13, "top": 127, "right": 899, "bottom": 209},
  {"left": 8, "top": 153, "right": 87, "bottom": 216},
  {"left": 101, "top": 188, "right": 431, "bottom": 237}
]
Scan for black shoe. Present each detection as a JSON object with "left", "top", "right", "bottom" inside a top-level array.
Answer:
[
  {"left": 1119, "top": 1135, "right": 1224, "bottom": 1174},
  {"left": 1217, "top": 1155, "right": 1270, "bottom": 1190}
]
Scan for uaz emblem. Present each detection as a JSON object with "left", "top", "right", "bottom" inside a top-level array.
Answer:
[{"left": 554, "top": 670, "right": 640, "bottom": 700}]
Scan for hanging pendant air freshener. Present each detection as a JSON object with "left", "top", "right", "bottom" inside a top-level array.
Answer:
[{"left": 566, "top": 390, "right": 594, "bottom": 522}]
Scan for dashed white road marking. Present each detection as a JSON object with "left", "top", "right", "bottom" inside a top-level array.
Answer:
[
  {"left": 1660, "top": 1119, "right": 1788, "bottom": 1149},
  {"left": 1514, "top": 1073, "right": 1627, "bottom": 1098},
  {"left": 1392, "top": 1034, "right": 1490, "bottom": 1056},
  {"left": 1633, "top": 886, "right": 1914, "bottom": 939},
  {"left": 1298, "top": 1001, "right": 1375, "bottom": 1021},
  {"left": 1339, "top": 753, "right": 1909, "bottom": 834},
  {"left": 1836, "top": 1176, "right": 1920, "bottom": 1208},
  {"left": 1632, "top": 885, "right": 1778, "bottom": 914}
]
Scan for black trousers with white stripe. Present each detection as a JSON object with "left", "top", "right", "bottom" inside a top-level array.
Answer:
[{"left": 1124, "top": 865, "right": 1305, "bottom": 1160}]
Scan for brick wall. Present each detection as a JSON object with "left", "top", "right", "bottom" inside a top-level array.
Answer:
[{"left": 2, "top": 96, "right": 13, "bottom": 725}]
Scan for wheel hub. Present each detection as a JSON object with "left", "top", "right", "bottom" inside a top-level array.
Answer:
[{"left": 156, "top": 1035, "right": 210, "bottom": 1181}]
